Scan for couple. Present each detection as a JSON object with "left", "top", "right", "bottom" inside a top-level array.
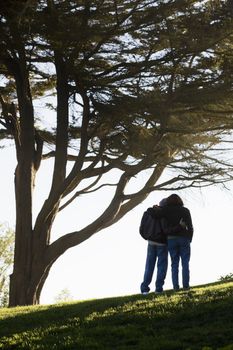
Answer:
[{"left": 140, "top": 193, "right": 193, "bottom": 294}]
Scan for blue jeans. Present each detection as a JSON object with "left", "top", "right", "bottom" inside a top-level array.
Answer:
[
  {"left": 168, "top": 237, "right": 191, "bottom": 290},
  {"left": 141, "top": 243, "right": 168, "bottom": 293}
]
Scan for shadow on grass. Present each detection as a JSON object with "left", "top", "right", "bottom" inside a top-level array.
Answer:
[{"left": 0, "top": 282, "right": 233, "bottom": 350}]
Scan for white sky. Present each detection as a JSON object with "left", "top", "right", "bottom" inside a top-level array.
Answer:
[{"left": 1, "top": 145, "right": 233, "bottom": 304}]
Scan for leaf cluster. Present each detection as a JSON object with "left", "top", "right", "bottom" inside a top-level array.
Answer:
[{"left": 0, "top": 1, "right": 233, "bottom": 213}]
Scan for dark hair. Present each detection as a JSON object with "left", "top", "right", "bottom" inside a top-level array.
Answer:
[{"left": 166, "top": 194, "right": 183, "bottom": 206}]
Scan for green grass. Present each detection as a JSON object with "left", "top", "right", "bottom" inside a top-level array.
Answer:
[{"left": 0, "top": 281, "right": 233, "bottom": 349}]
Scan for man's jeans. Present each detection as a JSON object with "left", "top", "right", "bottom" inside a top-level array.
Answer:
[
  {"left": 168, "top": 236, "right": 191, "bottom": 290},
  {"left": 141, "top": 243, "right": 168, "bottom": 293}
]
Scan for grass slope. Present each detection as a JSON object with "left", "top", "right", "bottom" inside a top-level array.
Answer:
[{"left": 0, "top": 281, "right": 233, "bottom": 350}]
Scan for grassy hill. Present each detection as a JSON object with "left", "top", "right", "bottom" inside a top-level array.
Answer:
[{"left": 0, "top": 281, "right": 233, "bottom": 350}]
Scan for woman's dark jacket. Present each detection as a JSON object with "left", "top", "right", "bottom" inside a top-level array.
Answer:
[{"left": 149, "top": 204, "right": 194, "bottom": 241}]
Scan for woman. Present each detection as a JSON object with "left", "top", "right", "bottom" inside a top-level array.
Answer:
[{"left": 153, "top": 194, "right": 193, "bottom": 291}]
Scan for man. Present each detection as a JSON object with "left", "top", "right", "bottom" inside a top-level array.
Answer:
[{"left": 140, "top": 198, "right": 168, "bottom": 294}]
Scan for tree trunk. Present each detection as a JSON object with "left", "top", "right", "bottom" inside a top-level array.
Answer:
[
  {"left": 9, "top": 162, "right": 55, "bottom": 306},
  {"left": 9, "top": 255, "right": 51, "bottom": 306},
  {"left": 9, "top": 162, "right": 35, "bottom": 306},
  {"left": 8, "top": 47, "right": 38, "bottom": 306}
]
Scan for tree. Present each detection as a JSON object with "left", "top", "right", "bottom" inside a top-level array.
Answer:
[
  {"left": 0, "top": 0, "right": 233, "bottom": 306},
  {"left": 0, "top": 224, "right": 14, "bottom": 307},
  {"left": 54, "top": 288, "right": 73, "bottom": 304}
]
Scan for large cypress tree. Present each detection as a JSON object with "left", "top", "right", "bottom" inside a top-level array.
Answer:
[{"left": 0, "top": 0, "right": 233, "bottom": 306}]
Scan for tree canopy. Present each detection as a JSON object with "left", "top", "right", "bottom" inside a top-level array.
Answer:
[{"left": 0, "top": 0, "right": 233, "bottom": 306}]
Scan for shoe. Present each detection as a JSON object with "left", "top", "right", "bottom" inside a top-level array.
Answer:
[
  {"left": 142, "top": 292, "right": 149, "bottom": 295},
  {"left": 155, "top": 290, "right": 163, "bottom": 294},
  {"left": 183, "top": 287, "right": 190, "bottom": 291}
]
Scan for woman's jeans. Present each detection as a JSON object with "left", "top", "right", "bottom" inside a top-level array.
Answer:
[
  {"left": 168, "top": 236, "right": 191, "bottom": 290},
  {"left": 141, "top": 243, "right": 168, "bottom": 293}
]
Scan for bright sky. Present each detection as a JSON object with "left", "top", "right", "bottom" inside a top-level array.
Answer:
[{"left": 1, "top": 145, "right": 233, "bottom": 304}]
